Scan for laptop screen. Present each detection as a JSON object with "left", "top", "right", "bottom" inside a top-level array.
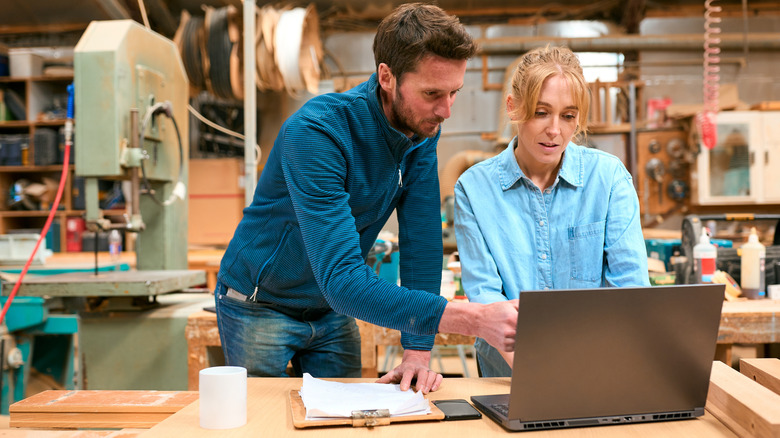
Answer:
[{"left": 507, "top": 284, "right": 724, "bottom": 422}]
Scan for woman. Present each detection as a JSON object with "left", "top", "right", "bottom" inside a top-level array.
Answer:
[{"left": 454, "top": 46, "right": 649, "bottom": 377}]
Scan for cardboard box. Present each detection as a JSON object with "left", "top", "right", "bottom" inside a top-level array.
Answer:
[
  {"left": 188, "top": 158, "right": 246, "bottom": 246},
  {"left": 9, "top": 48, "right": 44, "bottom": 77}
]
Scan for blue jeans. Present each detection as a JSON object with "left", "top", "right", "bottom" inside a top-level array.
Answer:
[
  {"left": 214, "top": 282, "right": 362, "bottom": 377},
  {"left": 475, "top": 337, "right": 512, "bottom": 377}
]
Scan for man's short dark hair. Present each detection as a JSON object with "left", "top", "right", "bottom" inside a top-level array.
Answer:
[{"left": 373, "top": 3, "right": 477, "bottom": 83}]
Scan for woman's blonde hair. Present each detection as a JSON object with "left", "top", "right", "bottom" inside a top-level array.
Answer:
[{"left": 508, "top": 45, "right": 589, "bottom": 139}]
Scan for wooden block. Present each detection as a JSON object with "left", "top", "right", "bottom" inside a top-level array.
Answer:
[
  {"left": 10, "top": 390, "right": 198, "bottom": 429},
  {"left": 740, "top": 358, "right": 780, "bottom": 396},
  {"left": 706, "top": 360, "right": 780, "bottom": 437}
]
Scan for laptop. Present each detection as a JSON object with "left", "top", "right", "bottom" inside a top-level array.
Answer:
[{"left": 471, "top": 283, "right": 725, "bottom": 432}]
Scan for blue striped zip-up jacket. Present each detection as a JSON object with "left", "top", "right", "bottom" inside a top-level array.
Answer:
[{"left": 217, "top": 73, "right": 447, "bottom": 350}]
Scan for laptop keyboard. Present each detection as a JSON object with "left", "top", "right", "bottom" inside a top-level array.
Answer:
[{"left": 491, "top": 403, "right": 509, "bottom": 417}]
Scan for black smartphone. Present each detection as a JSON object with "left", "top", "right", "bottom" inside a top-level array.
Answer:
[{"left": 432, "top": 399, "right": 483, "bottom": 421}]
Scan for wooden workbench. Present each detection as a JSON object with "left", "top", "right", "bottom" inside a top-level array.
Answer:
[
  {"left": 9, "top": 360, "right": 780, "bottom": 436},
  {"left": 141, "top": 376, "right": 736, "bottom": 437},
  {"left": 716, "top": 299, "right": 780, "bottom": 365},
  {"left": 185, "top": 300, "right": 780, "bottom": 390}
]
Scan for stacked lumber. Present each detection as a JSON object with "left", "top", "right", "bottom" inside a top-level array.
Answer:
[{"left": 9, "top": 390, "right": 198, "bottom": 429}]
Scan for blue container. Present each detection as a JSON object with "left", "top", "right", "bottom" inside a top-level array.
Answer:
[
  {"left": 0, "top": 54, "right": 9, "bottom": 77},
  {"left": 646, "top": 238, "right": 732, "bottom": 271},
  {"left": 0, "top": 296, "right": 47, "bottom": 332}
]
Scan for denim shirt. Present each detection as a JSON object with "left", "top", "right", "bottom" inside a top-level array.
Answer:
[{"left": 454, "top": 138, "right": 649, "bottom": 304}]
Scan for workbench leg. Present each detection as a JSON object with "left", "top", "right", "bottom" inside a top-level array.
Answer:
[
  {"left": 715, "top": 344, "right": 733, "bottom": 366},
  {"left": 188, "top": 344, "right": 209, "bottom": 391},
  {"left": 356, "top": 320, "right": 378, "bottom": 378}
]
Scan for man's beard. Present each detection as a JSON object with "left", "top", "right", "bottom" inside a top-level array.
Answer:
[{"left": 390, "top": 87, "right": 443, "bottom": 138}]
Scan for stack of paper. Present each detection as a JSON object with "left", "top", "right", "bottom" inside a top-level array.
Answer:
[{"left": 299, "top": 373, "right": 431, "bottom": 420}]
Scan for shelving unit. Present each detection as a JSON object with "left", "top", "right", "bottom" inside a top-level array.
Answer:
[{"left": 0, "top": 75, "right": 78, "bottom": 252}]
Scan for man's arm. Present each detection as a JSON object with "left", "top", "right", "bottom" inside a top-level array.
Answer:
[
  {"left": 439, "top": 300, "right": 519, "bottom": 353},
  {"left": 376, "top": 299, "right": 518, "bottom": 392}
]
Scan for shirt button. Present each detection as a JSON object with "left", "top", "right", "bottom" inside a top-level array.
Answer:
[
  {"left": 541, "top": 253, "right": 547, "bottom": 260},
  {"left": 539, "top": 220, "right": 544, "bottom": 227},
  {"left": 544, "top": 286, "right": 550, "bottom": 290}
]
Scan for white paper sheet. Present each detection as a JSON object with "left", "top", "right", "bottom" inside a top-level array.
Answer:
[{"left": 299, "top": 373, "right": 432, "bottom": 419}]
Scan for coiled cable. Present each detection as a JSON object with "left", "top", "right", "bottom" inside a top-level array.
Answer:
[
  {"left": 698, "top": 0, "right": 721, "bottom": 150},
  {"left": 181, "top": 15, "right": 206, "bottom": 91},
  {"left": 207, "top": 7, "right": 235, "bottom": 100}
]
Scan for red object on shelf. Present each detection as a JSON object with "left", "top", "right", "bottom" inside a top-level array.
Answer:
[{"left": 65, "top": 217, "right": 85, "bottom": 252}]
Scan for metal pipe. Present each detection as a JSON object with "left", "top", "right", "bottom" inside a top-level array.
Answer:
[
  {"left": 243, "top": 0, "right": 257, "bottom": 207},
  {"left": 129, "top": 109, "right": 141, "bottom": 221},
  {"left": 476, "top": 33, "right": 780, "bottom": 55}
]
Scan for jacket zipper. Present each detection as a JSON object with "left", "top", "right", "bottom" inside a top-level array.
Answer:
[{"left": 251, "top": 226, "right": 291, "bottom": 302}]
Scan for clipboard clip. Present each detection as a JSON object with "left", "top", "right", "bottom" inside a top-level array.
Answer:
[{"left": 350, "top": 409, "right": 391, "bottom": 427}]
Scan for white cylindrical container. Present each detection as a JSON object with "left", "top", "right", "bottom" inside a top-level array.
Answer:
[
  {"left": 740, "top": 227, "right": 766, "bottom": 299},
  {"left": 693, "top": 228, "right": 717, "bottom": 284},
  {"left": 108, "top": 229, "right": 122, "bottom": 263},
  {"left": 199, "top": 366, "right": 247, "bottom": 429}
]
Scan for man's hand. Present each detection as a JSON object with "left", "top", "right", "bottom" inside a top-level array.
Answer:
[
  {"left": 376, "top": 349, "right": 442, "bottom": 394},
  {"left": 439, "top": 299, "right": 519, "bottom": 352},
  {"left": 478, "top": 300, "right": 519, "bottom": 352}
]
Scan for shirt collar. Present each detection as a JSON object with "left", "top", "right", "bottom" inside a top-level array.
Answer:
[{"left": 497, "top": 137, "right": 584, "bottom": 191}]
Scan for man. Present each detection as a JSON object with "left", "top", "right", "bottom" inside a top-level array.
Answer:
[{"left": 216, "top": 3, "right": 518, "bottom": 393}]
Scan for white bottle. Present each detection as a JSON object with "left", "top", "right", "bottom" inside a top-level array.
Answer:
[
  {"left": 740, "top": 227, "right": 766, "bottom": 299},
  {"left": 693, "top": 228, "right": 717, "bottom": 284},
  {"left": 108, "top": 229, "right": 122, "bottom": 264}
]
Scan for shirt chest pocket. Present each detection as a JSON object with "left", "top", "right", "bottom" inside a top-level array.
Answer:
[{"left": 568, "top": 220, "right": 606, "bottom": 283}]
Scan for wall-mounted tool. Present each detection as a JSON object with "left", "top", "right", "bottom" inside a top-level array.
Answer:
[
  {"left": 645, "top": 158, "right": 666, "bottom": 205},
  {"left": 667, "top": 179, "right": 690, "bottom": 202}
]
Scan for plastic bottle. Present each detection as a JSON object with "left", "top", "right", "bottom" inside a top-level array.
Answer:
[
  {"left": 693, "top": 228, "right": 717, "bottom": 283},
  {"left": 108, "top": 229, "right": 122, "bottom": 264},
  {"left": 740, "top": 227, "right": 766, "bottom": 299}
]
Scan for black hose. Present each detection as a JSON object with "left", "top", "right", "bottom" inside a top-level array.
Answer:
[{"left": 139, "top": 102, "right": 185, "bottom": 207}]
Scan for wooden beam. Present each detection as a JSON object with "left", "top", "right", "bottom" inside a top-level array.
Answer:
[
  {"left": 740, "top": 358, "right": 780, "bottom": 397},
  {"left": 0, "top": 23, "right": 88, "bottom": 35},
  {"left": 706, "top": 360, "right": 780, "bottom": 437}
]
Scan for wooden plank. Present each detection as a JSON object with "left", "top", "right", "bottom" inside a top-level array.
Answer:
[
  {"left": 740, "top": 358, "right": 780, "bottom": 396},
  {"left": 707, "top": 360, "right": 780, "bottom": 437},
  {"left": 10, "top": 412, "right": 175, "bottom": 429},
  {"left": 10, "top": 390, "right": 198, "bottom": 429},
  {"left": 0, "top": 430, "right": 144, "bottom": 437}
]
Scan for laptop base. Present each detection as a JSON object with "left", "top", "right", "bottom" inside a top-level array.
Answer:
[{"left": 471, "top": 394, "right": 703, "bottom": 432}]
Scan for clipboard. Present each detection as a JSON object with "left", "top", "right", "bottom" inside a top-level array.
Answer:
[{"left": 288, "top": 390, "right": 445, "bottom": 428}]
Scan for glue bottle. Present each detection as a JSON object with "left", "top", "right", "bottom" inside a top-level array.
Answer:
[
  {"left": 740, "top": 227, "right": 766, "bottom": 299},
  {"left": 108, "top": 229, "right": 122, "bottom": 264},
  {"left": 693, "top": 228, "right": 717, "bottom": 283}
]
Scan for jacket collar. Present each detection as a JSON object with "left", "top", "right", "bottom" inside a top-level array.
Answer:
[{"left": 498, "top": 137, "right": 583, "bottom": 191}]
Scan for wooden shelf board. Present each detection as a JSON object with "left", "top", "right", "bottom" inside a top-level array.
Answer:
[{"left": 0, "top": 165, "right": 65, "bottom": 172}]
